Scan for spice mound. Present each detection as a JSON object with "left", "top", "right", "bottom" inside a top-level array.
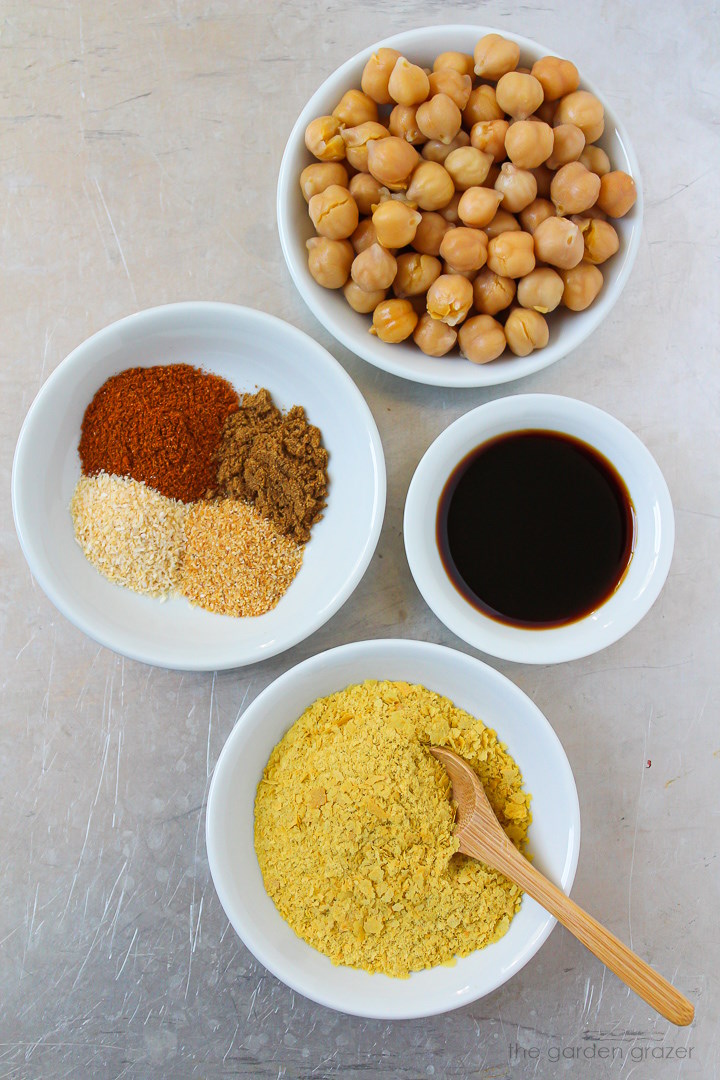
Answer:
[
  {"left": 216, "top": 388, "right": 329, "bottom": 544},
  {"left": 254, "top": 680, "right": 531, "bottom": 978}
]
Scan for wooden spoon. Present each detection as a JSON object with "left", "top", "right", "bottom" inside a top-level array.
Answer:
[{"left": 431, "top": 745, "right": 694, "bottom": 1027}]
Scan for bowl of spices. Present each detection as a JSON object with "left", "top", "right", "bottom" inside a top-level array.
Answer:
[
  {"left": 12, "top": 303, "right": 385, "bottom": 670},
  {"left": 404, "top": 394, "right": 674, "bottom": 664},
  {"left": 206, "top": 638, "right": 580, "bottom": 1018}
]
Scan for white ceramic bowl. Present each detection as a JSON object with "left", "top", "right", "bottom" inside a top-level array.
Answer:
[
  {"left": 404, "top": 395, "right": 674, "bottom": 664},
  {"left": 206, "top": 638, "right": 580, "bottom": 1019},
  {"left": 277, "top": 25, "right": 643, "bottom": 388},
  {"left": 12, "top": 303, "right": 386, "bottom": 671}
]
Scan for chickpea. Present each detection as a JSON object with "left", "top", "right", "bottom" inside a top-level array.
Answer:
[
  {"left": 426, "top": 274, "right": 474, "bottom": 325},
  {"left": 411, "top": 211, "right": 455, "bottom": 255},
  {"left": 388, "top": 57, "right": 431, "bottom": 106},
  {"left": 597, "top": 170, "right": 637, "bottom": 217},
  {"left": 444, "top": 146, "right": 493, "bottom": 190},
  {"left": 416, "top": 93, "right": 462, "bottom": 144},
  {"left": 341, "top": 121, "right": 389, "bottom": 171},
  {"left": 305, "top": 115, "right": 346, "bottom": 161},
  {"left": 421, "top": 129, "right": 470, "bottom": 163},
  {"left": 472, "top": 266, "right": 516, "bottom": 314},
  {"left": 361, "top": 48, "right": 402, "bottom": 105},
  {"left": 579, "top": 145, "right": 611, "bottom": 176},
  {"left": 554, "top": 91, "right": 604, "bottom": 143},
  {"left": 440, "top": 227, "right": 488, "bottom": 273},
  {"left": 427, "top": 69, "right": 473, "bottom": 111},
  {"left": 442, "top": 262, "right": 477, "bottom": 282},
  {"left": 439, "top": 191, "right": 462, "bottom": 224},
  {"left": 349, "top": 172, "right": 386, "bottom": 216},
  {"left": 343, "top": 279, "right": 387, "bottom": 313},
  {"left": 308, "top": 185, "right": 359, "bottom": 240},
  {"left": 532, "top": 164, "right": 553, "bottom": 198},
  {"left": 487, "top": 230, "right": 535, "bottom": 278},
  {"left": 550, "top": 161, "right": 601, "bottom": 216},
  {"left": 458, "top": 315, "right": 506, "bottom": 364},
  {"left": 372, "top": 200, "right": 422, "bottom": 248},
  {"left": 351, "top": 243, "right": 398, "bottom": 291},
  {"left": 406, "top": 160, "right": 455, "bottom": 211},
  {"left": 505, "top": 120, "right": 554, "bottom": 169},
  {"left": 306, "top": 237, "right": 354, "bottom": 289},
  {"left": 389, "top": 104, "right": 426, "bottom": 145},
  {"left": 560, "top": 262, "right": 603, "bottom": 310},
  {"left": 494, "top": 162, "right": 537, "bottom": 213},
  {"left": 369, "top": 298, "right": 418, "bottom": 342},
  {"left": 393, "top": 252, "right": 442, "bottom": 297},
  {"left": 530, "top": 56, "right": 580, "bottom": 101},
  {"left": 484, "top": 208, "right": 521, "bottom": 239},
  {"left": 517, "top": 267, "right": 564, "bottom": 312},
  {"left": 470, "top": 119, "right": 509, "bottom": 163},
  {"left": 545, "top": 123, "right": 585, "bottom": 170},
  {"left": 516, "top": 199, "right": 551, "bottom": 237},
  {"left": 504, "top": 307, "right": 549, "bottom": 356},
  {"left": 432, "top": 51, "right": 475, "bottom": 78},
  {"left": 300, "top": 162, "right": 349, "bottom": 202},
  {"left": 458, "top": 186, "right": 504, "bottom": 228},
  {"left": 482, "top": 163, "right": 501, "bottom": 189},
  {"left": 473, "top": 33, "right": 520, "bottom": 80},
  {"left": 351, "top": 218, "right": 379, "bottom": 254},
  {"left": 582, "top": 218, "right": 620, "bottom": 263},
  {"left": 496, "top": 73, "right": 545, "bottom": 120},
  {"left": 413, "top": 312, "right": 458, "bottom": 356},
  {"left": 332, "top": 89, "right": 378, "bottom": 127},
  {"left": 571, "top": 206, "right": 607, "bottom": 224},
  {"left": 463, "top": 84, "right": 504, "bottom": 127},
  {"left": 533, "top": 215, "right": 584, "bottom": 268},
  {"left": 535, "top": 98, "right": 557, "bottom": 124},
  {"left": 367, "top": 136, "right": 420, "bottom": 189}
]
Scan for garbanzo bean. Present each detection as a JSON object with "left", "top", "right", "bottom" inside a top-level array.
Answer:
[
  {"left": 504, "top": 307, "right": 549, "bottom": 355},
  {"left": 494, "top": 162, "right": 538, "bottom": 212},
  {"left": 519, "top": 197, "right": 555, "bottom": 234},
  {"left": 421, "top": 129, "right": 470, "bottom": 163},
  {"left": 416, "top": 93, "right": 463, "bottom": 144},
  {"left": 361, "top": 48, "right": 402, "bottom": 105},
  {"left": 517, "top": 266, "right": 564, "bottom": 312},
  {"left": 305, "top": 115, "right": 346, "bottom": 161},
  {"left": 545, "top": 123, "right": 585, "bottom": 170},
  {"left": 458, "top": 314, "right": 506, "bottom": 363},
  {"left": 367, "top": 136, "right": 420, "bottom": 189},
  {"left": 550, "top": 161, "right": 601, "bottom": 216},
  {"left": 413, "top": 312, "right": 458, "bottom": 356},
  {"left": 343, "top": 279, "right": 387, "bottom": 313},
  {"left": 432, "top": 51, "right": 475, "bottom": 78},
  {"left": 484, "top": 208, "right": 521, "bottom": 239},
  {"left": 439, "top": 191, "right": 462, "bottom": 224},
  {"left": 582, "top": 218, "right": 620, "bottom": 263},
  {"left": 369, "top": 201, "right": 420, "bottom": 248},
  {"left": 440, "top": 227, "right": 488, "bottom": 273},
  {"left": 388, "top": 57, "right": 431, "bottom": 106},
  {"left": 444, "top": 146, "right": 493, "bottom": 190},
  {"left": 426, "top": 273, "right": 474, "bottom": 325},
  {"left": 495, "top": 72, "right": 544, "bottom": 120},
  {"left": 351, "top": 218, "right": 379, "bottom": 254},
  {"left": 300, "top": 162, "right": 349, "bottom": 202},
  {"left": 441, "top": 262, "right": 477, "bottom": 282},
  {"left": 428, "top": 69, "right": 472, "bottom": 111},
  {"left": 348, "top": 172, "right": 386, "bottom": 216},
  {"left": 554, "top": 90, "right": 604, "bottom": 143},
  {"left": 530, "top": 56, "right": 579, "bottom": 101},
  {"left": 579, "top": 145, "right": 611, "bottom": 176},
  {"left": 487, "top": 230, "right": 535, "bottom": 277},
  {"left": 406, "top": 160, "right": 456, "bottom": 210},
  {"left": 306, "top": 237, "right": 354, "bottom": 289},
  {"left": 463, "top": 84, "right": 504, "bottom": 127},
  {"left": 473, "top": 33, "right": 520, "bottom": 80},
  {"left": 560, "top": 262, "right": 603, "bottom": 309},
  {"left": 532, "top": 164, "right": 553, "bottom": 198},
  {"left": 505, "top": 120, "right": 554, "bottom": 169},
  {"left": 458, "top": 186, "right": 504, "bottom": 228},
  {"left": 470, "top": 118, "right": 510, "bottom": 162},
  {"left": 411, "top": 211, "right": 455, "bottom": 255},
  {"left": 332, "top": 89, "right": 378, "bottom": 127},
  {"left": 369, "top": 298, "right": 418, "bottom": 342},
  {"left": 389, "top": 104, "right": 426, "bottom": 145},
  {"left": 341, "top": 121, "right": 389, "bottom": 171},
  {"left": 308, "top": 185, "right": 359, "bottom": 239},
  {"left": 533, "top": 215, "right": 584, "bottom": 268},
  {"left": 351, "top": 243, "right": 398, "bottom": 291},
  {"left": 472, "top": 266, "right": 516, "bottom": 314},
  {"left": 596, "top": 170, "right": 637, "bottom": 217},
  {"left": 393, "top": 252, "right": 443, "bottom": 297}
]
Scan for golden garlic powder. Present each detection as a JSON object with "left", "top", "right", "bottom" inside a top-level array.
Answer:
[{"left": 254, "top": 680, "right": 531, "bottom": 977}]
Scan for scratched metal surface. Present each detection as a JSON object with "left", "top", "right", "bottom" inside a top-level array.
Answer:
[{"left": 1, "top": 1, "right": 718, "bottom": 1077}]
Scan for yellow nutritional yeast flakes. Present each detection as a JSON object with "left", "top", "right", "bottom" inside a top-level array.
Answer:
[{"left": 254, "top": 680, "right": 531, "bottom": 977}]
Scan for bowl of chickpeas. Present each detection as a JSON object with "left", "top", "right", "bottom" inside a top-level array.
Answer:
[{"left": 277, "top": 25, "right": 642, "bottom": 387}]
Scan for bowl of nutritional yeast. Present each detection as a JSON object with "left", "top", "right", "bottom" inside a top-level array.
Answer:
[{"left": 12, "top": 303, "right": 386, "bottom": 670}]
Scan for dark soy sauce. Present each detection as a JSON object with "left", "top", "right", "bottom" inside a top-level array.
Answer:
[{"left": 437, "top": 430, "right": 636, "bottom": 629}]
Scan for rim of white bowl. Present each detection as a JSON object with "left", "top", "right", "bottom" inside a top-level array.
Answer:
[
  {"left": 404, "top": 395, "right": 674, "bottom": 664},
  {"left": 205, "top": 638, "right": 581, "bottom": 1018},
  {"left": 277, "top": 24, "right": 644, "bottom": 388},
  {"left": 11, "top": 302, "right": 387, "bottom": 670}
]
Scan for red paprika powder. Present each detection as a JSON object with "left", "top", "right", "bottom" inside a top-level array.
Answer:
[{"left": 78, "top": 364, "right": 238, "bottom": 502}]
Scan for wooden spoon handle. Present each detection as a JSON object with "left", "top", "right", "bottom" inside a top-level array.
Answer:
[{"left": 502, "top": 851, "right": 693, "bottom": 1026}]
